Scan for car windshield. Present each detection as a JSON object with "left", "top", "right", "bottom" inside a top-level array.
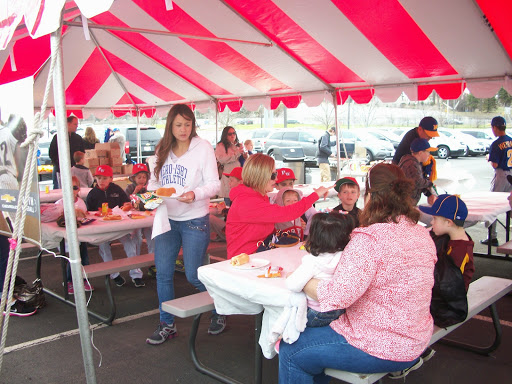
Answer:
[{"left": 128, "top": 128, "right": 161, "bottom": 141}]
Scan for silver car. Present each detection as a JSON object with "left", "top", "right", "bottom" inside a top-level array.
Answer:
[{"left": 339, "top": 130, "right": 395, "bottom": 162}]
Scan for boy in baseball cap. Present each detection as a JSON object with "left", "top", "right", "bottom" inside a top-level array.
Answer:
[
  {"left": 332, "top": 177, "right": 360, "bottom": 227},
  {"left": 398, "top": 138, "right": 438, "bottom": 205},
  {"left": 275, "top": 168, "right": 297, "bottom": 190},
  {"left": 419, "top": 194, "right": 475, "bottom": 329},
  {"left": 86, "top": 165, "right": 144, "bottom": 288}
]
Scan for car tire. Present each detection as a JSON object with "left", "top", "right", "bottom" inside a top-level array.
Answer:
[
  {"left": 365, "top": 150, "right": 374, "bottom": 163},
  {"left": 463, "top": 146, "right": 469, "bottom": 157},
  {"left": 437, "top": 145, "right": 450, "bottom": 159}
]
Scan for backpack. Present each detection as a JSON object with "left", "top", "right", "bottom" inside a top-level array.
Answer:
[{"left": 430, "top": 233, "right": 468, "bottom": 328}]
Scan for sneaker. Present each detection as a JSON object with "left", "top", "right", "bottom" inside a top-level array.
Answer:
[
  {"left": 146, "top": 322, "right": 177, "bottom": 345},
  {"left": 148, "top": 265, "right": 157, "bottom": 277},
  {"left": 421, "top": 348, "right": 436, "bottom": 362},
  {"left": 175, "top": 259, "right": 185, "bottom": 273},
  {"left": 67, "top": 282, "right": 74, "bottom": 295},
  {"left": 132, "top": 278, "right": 145, "bottom": 288},
  {"left": 4, "top": 300, "right": 37, "bottom": 317},
  {"left": 388, "top": 358, "right": 423, "bottom": 379},
  {"left": 113, "top": 275, "right": 126, "bottom": 287},
  {"left": 208, "top": 314, "right": 226, "bottom": 335},
  {"left": 480, "top": 238, "right": 499, "bottom": 246},
  {"left": 83, "top": 280, "right": 94, "bottom": 292}
]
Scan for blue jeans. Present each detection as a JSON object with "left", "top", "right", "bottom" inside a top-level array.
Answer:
[
  {"left": 306, "top": 308, "right": 345, "bottom": 327},
  {"left": 154, "top": 215, "right": 210, "bottom": 325},
  {"left": 278, "top": 326, "right": 419, "bottom": 384}
]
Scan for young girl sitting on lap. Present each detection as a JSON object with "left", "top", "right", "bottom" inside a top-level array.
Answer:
[{"left": 286, "top": 212, "right": 355, "bottom": 327}]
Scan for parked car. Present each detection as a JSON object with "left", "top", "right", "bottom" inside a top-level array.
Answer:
[
  {"left": 263, "top": 129, "right": 322, "bottom": 161},
  {"left": 396, "top": 130, "right": 465, "bottom": 159},
  {"left": 339, "top": 130, "right": 395, "bottom": 162},
  {"left": 438, "top": 128, "right": 486, "bottom": 156},
  {"left": 366, "top": 129, "right": 401, "bottom": 149},
  {"left": 461, "top": 129, "right": 493, "bottom": 153},
  {"left": 237, "top": 118, "right": 254, "bottom": 125},
  {"left": 114, "top": 126, "right": 162, "bottom": 163},
  {"left": 286, "top": 119, "right": 301, "bottom": 124},
  {"left": 244, "top": 128, "right": 272, "bottom": 153}
]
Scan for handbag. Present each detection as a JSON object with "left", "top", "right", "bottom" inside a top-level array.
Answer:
[
  {"left": 217, "top": 161, "right": 224, "bottom": 180},
  {"left": 255, "top": 230, "right": 301, "bottom": 253},
  {"left": 14, "top": 278, "right": 46, "bottom": 309}
]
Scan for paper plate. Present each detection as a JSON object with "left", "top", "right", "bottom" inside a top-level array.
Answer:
[
  {"left": 231, "top": 258, "right": 270, "bottom": 270},
  {"left": 155, "top": 194, "right": 180, "bottom": 200}
]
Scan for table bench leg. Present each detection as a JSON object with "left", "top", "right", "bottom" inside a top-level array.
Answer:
[{"left": 439, "top": 303, "right": 502, "bottom": 355}]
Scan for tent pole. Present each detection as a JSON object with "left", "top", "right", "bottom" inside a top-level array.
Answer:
[
  {"left": 215, "top": 101, "right": 219, "bottom": 144},
  {"left": 51, "top": 23, "right": 97, "bottom": 384},
  {"left": 136, "top": 108, "right": 141, "bottom": 163},
  {"left": 332, "top": 92, "right": 340, "bottom": 180}
]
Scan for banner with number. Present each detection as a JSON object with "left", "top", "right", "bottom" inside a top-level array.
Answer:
[{"left": 0, "top": 77, "right": 40, "bottom": 244}]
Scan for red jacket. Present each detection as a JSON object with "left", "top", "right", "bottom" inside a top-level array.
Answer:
[{"left": 226, "top": 184, "right": 319, "bottom": 258}]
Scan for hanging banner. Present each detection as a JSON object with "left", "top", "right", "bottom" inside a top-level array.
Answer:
[{"left": 0, "top": 76, "right": 40, "bottom": 244}]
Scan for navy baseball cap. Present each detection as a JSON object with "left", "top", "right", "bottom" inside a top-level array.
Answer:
[
  {"left": 419, "top": 194, "right": 468, "bottom": 227},
  {"left": 419, "top": 117, "right": 439, "bottom": 137},
  {"left": 491, "top": 116, "right": 506, "bottom": 128},
  {"left": 410, "top": 138, "right": 437, "bottom": 153}
]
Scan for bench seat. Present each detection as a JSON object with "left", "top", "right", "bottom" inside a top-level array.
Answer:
[
  {"left": 497, "top": 240, "right": 512, "bottom": 255},
  {"left": 82, "top": 253, "right": 154, "bottom": 278},
  {"left": 161, "top": 291, "right": 215, "bottom": 318},
  {"left": 325, "top": 276, "right": 512, "bottom": 384}
]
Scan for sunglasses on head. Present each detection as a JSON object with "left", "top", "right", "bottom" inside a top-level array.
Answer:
[
  {"left": 271, "top": 172, "right": 278, "bottom": 181},
  {"left": 73, "top": 186, "right": 79, "bottom": 191}
]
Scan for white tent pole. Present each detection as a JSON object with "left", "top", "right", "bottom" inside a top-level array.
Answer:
[
  {"left": 51, "top": 22, "right": 97, "bottom": 384},
  {"left": 136, "top": 109, "right": 141, "bottom": 163},
  {"left": 332, "top": 91, "right": 340, "bottom": 180},
  {"left": 215, "top": 101, "right": 219, "bottom": 144}
]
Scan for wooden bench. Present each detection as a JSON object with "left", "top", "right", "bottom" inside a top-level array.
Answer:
[
  {"left": 79, "top": 253, "right": 155, "bottom": 325},
  {"left": 324, "top": 276, "right": 512, "bottom": 384}
]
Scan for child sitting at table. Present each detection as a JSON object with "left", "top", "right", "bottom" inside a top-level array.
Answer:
[
  {"left": 274, "top": 188, "right": 306, "bottom": 240},
  {"left": 286, "top": 212, "right": 355, "bottom": 327},
  {"left": 272, "top": 168, "right": 317, "bottom": 236},
  {"left": 71, "top": 151, "right": 93, "bottom": 188},
  {"left": 418, "top": 194, "right": 475, "bottom": 362},
  {"left": 332, "top": 177, "right": 361, "bottom": 227},
  {"left": 85, "top": 165, "right": 145, "bottom": 288},
  {"left": 55, "top": 176, "right": 93, "bottom": 295},
  {"left": 125, "top": 164, "right": 154, "bottom": 256}
]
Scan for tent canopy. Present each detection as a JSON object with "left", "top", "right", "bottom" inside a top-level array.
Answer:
[{"left": 0, "top": 0, "right": 511, "bottom": 117}]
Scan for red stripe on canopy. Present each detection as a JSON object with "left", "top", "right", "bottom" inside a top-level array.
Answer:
[
  {"left": 116, "top": 93, "right": 146, "bottom": 105},
  {"left": 218, "top": 100, "right": 243, "bottom": 113},
  {"left": 271, "top": 95, "right": 302, "bottom": 110},
  {"left": 0, "top": 35, "right": 50, "bottom": 84},
  {"left": 134, "top": 0, "right": 290, "bottom": 93},
  {"left": 417, "top": 83, "right": 466, "bottom": 101},
  {"left": 65, "top": 48, "right": 112, "bottom": 106},
  {"left": 337, "top": 89, "right": 374, "bottom": 105},
  {"left": 475, "top": 0, "right": 512, "bottom": 61},
  {"left": 331, "top": 0, "right": 457, "bottom": 79},
  {"left": 225, "top": 0, "right": 363, "bottom": 84},
  {"left": 92, "top": 12, "right": 231, "bottom": 97},
  {"left": 102, "top": 49, "right": 183, "bottom": 102}
]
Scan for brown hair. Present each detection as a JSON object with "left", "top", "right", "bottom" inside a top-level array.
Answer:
[
  {"left": 71, "top": 176, "right": 80, "bottom": 187},
  {"left": 154, "top": 104, "right": 197, "bottom": 181},
  {"left": 241, "top": 154, "right": 274, "bottom": 195},
  {"left": 73, "top": 151, "right": 85, "bottom": 163},
  {"left": 218, "top": 126, "right": 239, "bottom": 153},
  {"left": 359, "top": 163, "right": 419, "bottom": 226}
]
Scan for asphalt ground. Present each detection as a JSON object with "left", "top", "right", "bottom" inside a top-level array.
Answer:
[{"left": 2, "top": 157, "right": 511, "bottom": 384}]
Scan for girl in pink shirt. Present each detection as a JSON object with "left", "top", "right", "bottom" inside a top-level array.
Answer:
[{"left": 278, "top": 163, "right": 437, "bottom": 383}]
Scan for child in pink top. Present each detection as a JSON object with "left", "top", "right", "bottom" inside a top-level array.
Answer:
[{"left": 286, "top": 212, "right": 354, "bottom": 326}]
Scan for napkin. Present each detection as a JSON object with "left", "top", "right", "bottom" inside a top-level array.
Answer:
[
  {"left": 269, "top": 292, "right": 307, "bottom": 346},
  {"left": 151, "top": 204, "right": 171, "bottom": 239}
]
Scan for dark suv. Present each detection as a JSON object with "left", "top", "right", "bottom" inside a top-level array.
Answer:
[
  {"left": 263, "top": 129, "right": 322, "bottom": 161},
  {"left": 117, "top": 127, "right": 162, "bottom": 163}
]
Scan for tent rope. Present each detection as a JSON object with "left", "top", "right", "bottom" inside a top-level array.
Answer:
[{"left": 0, "top": 39, "right": 57, "bottom": 372}]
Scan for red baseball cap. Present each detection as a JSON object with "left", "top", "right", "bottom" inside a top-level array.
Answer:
[
  {"left": 275, "top": 168, "right": 296, "bottom": 184},
  {"left": 130, "top": 163, "right": 150, "bottom": 182},
  {"left": 223, "top": 167, "right": 243, "bottom": 180},
  {"left": 95, "top": 165, "right": 113, "bottom": 177}
]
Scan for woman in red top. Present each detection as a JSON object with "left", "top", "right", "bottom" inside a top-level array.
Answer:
[
  {"left": 226, "top": 154, "right": 328, "bottom": 258},
  {"left": 278, "top": 163, "right": 437, "bottom": 383}
]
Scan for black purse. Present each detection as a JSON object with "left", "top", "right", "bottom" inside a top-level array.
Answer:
[{"left": 255, "top": 230, "right": 300, "bottom": 253}]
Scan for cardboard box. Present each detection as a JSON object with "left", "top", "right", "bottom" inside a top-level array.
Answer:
[
  {"left": 121, "top": 164, "right": 133, "bottom": 175},
  {"left": 89, "top": 167, "right": 97, "bottom": 176},
  {"left": 95, "top": 150, "right": 107, "bottom": 157},
  {"left": 85, "top": 158, "right": 99, "bottom": 168},
  {"left": 84, "top": 149, "right": 97, "bottom": 159},
  {"left": 95, "top": 143, "right": 110, "bottom": 151},
  {"left": 99, "top": 157, "right": 110, "bottom": 165},
  {"left": 111, "top": 157, "right": 123, "bottom": 166},
  {"left": 111, "top": 166, "right": 122, "bottom": 175},
  {"left": 110, "top": 148, "right": 121, "bottom": 158},
  {"left": 110, "top": 142, "right": 120, "bottom": 150}
]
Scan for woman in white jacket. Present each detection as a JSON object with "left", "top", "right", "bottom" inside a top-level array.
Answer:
[{"left": 146, "top": 104, "right": 221, "bottom": 345}]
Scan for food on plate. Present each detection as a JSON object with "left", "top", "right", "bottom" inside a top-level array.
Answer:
[
  {"left": 129, "top": 214, "right": 147, "bottom": 219},
  {"left": 121, "top": 203, "right": 132, "bottom": 211},
  {"left": 230, "top": 253, "right": 250, "bottom": 266},
  {"left": 156, "top": 187, "right": 176, "bottom": 197},
  {"left": 103, "top": 214, "right": 122, "bottom": 221}
]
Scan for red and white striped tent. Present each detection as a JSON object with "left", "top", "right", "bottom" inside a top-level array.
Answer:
[{"left": 0, "top": 0, "right": 511, "bottom": 117}]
